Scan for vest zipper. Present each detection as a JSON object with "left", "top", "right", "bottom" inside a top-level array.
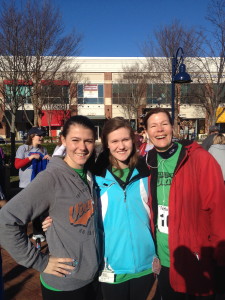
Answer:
[{"left": 124, "top": 189, "right": 126, "bottom": 202}]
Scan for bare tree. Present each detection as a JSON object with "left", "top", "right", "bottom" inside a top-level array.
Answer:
[
  {"left": 41, "top": 69, "right": 81, "bottom": 137},
  {"left": 0, "top": 2, "right": 29, "bottom": 160},
  {"left": 0, "top": 0, "right": 82, "bottom": 161},
  {"left": 143, "top": 19, "right": 204, "bottom": 74},
  {"left": 191, "top": 0, "right": 225, "bottom": 128},
  {"left": 21, "top": 0, "right": 82, "bottom": 126},
  {"left": 114, "top": 63, "right": 150, "bottom": 129},
  {"left": 142, "top": 20, "right": 207, "bottom": 134}
]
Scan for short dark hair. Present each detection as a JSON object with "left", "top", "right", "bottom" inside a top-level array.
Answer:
[
  {"left": 61, "top": 115, "right": 96, "bottom": 172},
  {"left": 143, "top": 108, "right": 173, "bottom": 128},
  {"left": 62, "top": 115, "right": 96, "bottom": 140}
]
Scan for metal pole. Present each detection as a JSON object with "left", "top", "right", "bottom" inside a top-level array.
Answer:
[
  {"left": 171, "top": 47, "right": 184, "bottom": 124},
  {"left": 171, "top": 56, "right": 176, "bottom": 124}
]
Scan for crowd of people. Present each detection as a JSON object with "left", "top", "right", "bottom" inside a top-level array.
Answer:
[{"left": 0, "top": 108, "right": 225, "bottom": 300}]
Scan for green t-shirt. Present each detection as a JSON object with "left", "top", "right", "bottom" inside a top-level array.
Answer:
[
  {"left": 156, "top": 143, "right": 182, "bottom": 267},
  {"left": 111, "top": 167, "right": 152, "bottom": 284},
  {"left": 72, "top": 168, "right": 87, "bottom": 184},
  {"left": 112, "top": 167, "right": 130, "bottom": 182}
]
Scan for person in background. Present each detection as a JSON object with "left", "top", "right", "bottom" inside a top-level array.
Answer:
[
  {"left": 144, "top": 108, "right": 225, "bottom": 299},
  {"left": 201, "top": 125, "right": 219, "bottom": 151},
  {"left": 139, "top": 137, "right": 154, "bottom": 157},
  {"left": 0, "top": 184, "right": 6, "bottom": 300},
  {"left": 0, "top": 147, "right": 5, "bottom": 196},
  {"left": 209, "top": 133, "right": 225, "bottom": 182},
  {"left": 0, "top": 249, "right": 3, "bottom": 300},
  {"left": 135, "top": 127, "right": 144, "bottom": 149},
  {"left": 52, "top": 132, "right": 66, "bottom": 157},
  {"left": 0, "top": 184, "right": 6, "bottom": 208},
  {"left": 14, "top": 127, "right": 50, "bottom": 242},
  {"left": 0, "top": 116, "right": 100, "bottom": 300}
]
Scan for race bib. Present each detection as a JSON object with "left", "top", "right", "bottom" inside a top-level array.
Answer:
[
  {"left": 99, "top": 269, "right": 115, "bottom": 283},
  {"left": 158, "top": 205, "right": 169, "bottom": 234}
]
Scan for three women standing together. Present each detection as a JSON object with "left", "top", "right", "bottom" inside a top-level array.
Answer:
[{"left": 1, "top": 109, "right": 225, "bottom": 300}]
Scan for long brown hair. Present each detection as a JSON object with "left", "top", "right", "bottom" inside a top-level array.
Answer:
[
  {"left": 101, "top": 117, "right": 139, "bottom": 170},
  {"left": 25, "top": 133, "right": 44, "bottom": 152}
]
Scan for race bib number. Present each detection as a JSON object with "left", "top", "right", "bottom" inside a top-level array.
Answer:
[
  {"left": 158, "top": 205, "right": 169, "bottom": 234},
  {"left": 99, "top": 269, "right": 115, "bottom": 283}
]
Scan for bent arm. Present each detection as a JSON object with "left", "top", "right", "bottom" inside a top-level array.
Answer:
[
  {"left": 14, "top": 157, "right": 30, "bottom": 169},
  {"left": 0, "top": 171, "right": 54, "bottom": 271}
]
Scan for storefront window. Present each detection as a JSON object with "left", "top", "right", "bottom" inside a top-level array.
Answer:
[
  {"left": 77, "top": 84, "right": 104, "bottom": 104},
  {"left": 181, "top": 84, "right": 205, "bottom": 104},
  {"left": 5, "top": 85, "right": 32, "bottom": 103},
  {"left": 112, "top": 83, "right": 145, "bottom": 104},
  {"left": 42, "top": 85, "right": 69, "bottom": 105},
  {"left": 146, "top": 84, "right": 171, "bottom": 105}
]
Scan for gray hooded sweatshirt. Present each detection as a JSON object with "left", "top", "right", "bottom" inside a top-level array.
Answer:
[
  {"left": 0, "top": 157, "right": 99, "bottom": 291},
  {"left": 209, "top": 144, "right": 225, "bottom": 180}
]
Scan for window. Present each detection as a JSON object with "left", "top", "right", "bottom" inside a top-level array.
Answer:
[
  {"left": 5, "top": 85, "right": 32, "bottom": 104},
  {"left": 77, "top": 84, "right": 104, "bottom": 104},
  {"left": 42, "top": 85, "right": 69, "bottom": 105},
  {"left": 112, "top": 84, "right": 141, "bottom": 104},
  {"left": 146, "top": 84, "right": 171, "bottom": 105},
  {"left": 180, "top": 84, "right": 205, "bottom": 104}
]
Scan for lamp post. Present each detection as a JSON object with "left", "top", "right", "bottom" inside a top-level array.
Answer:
[{"left": 171, "top": 47, "right": 192, "bottom": 124}]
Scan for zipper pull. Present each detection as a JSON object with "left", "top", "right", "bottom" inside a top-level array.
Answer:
[
  {"left": 194, "top": 252, "right": 200, "bottom": 261},
  {"left": 124, "top": 190, "right": 126, "bottom": 202}
]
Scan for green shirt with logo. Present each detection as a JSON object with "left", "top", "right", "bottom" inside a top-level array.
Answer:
[{"left": 156, "top": 143, "right": 182, "bottom": 267}]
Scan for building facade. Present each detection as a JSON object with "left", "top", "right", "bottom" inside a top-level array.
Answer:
[{"left": 0, "top": 57, "right": 224, "bottom": 140}]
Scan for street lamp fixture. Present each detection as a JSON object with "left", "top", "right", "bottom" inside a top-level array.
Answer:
[{"left": 171, "top": 47, "right": 192, "bottom": 123}]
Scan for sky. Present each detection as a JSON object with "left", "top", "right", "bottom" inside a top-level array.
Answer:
[{"left": 53, "top": 0, "right": 212, "bottom": 57}]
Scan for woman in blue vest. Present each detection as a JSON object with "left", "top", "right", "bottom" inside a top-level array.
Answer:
[{"left": 94, "top": 117, "right": 159, "bottom": 300}]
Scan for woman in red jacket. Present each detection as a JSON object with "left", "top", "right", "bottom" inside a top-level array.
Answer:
[{"left": 143, "top": 107, "right": 225, "bottom": 300}]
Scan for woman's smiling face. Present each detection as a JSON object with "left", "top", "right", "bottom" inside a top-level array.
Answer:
[
  {"left": 146, "top": 112, "right": 173, "bottom": 152},
  {"left": 107, "top": 127, "right": 133, "bottom": 168},
  {"left": 62, "top": 124, "right": 95, "bottom": 169}
]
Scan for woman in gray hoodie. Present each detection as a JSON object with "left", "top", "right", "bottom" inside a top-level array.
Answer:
[{"left": 0, "top": 116, "right": 100, "bottom": 300}]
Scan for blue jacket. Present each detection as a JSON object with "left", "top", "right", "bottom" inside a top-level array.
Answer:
[
  {"left": 30, "top": 152, "right": 49, "bottom": 181},
  {"left": 95, "top": 157, "right": 156, "bottom": 274}
]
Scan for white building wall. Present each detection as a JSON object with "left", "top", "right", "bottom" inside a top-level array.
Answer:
[{"left": 78, "top": 104, "right": 105, "bottom": 117}]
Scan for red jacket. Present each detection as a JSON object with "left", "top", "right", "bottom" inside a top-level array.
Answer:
[{"left": 147, "top": 141, "right": 225, "bottom": 296}]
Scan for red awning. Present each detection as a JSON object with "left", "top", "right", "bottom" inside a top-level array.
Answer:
[
  {"left": 3, "top": 79, "right": 70, "bottom": 86},
  {"left": 41, "top": 80, "right": 70, "bottom": 86},
  {"left": 41, "top": 110, "right": 71, "bottom": 127},
  {"left": 3, "top": 80, "right": 33, "bottom": 85}
]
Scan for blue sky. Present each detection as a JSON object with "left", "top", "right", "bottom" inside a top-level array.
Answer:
[{"left": 54, "top": 0, "right": 211, "bottom": 57}]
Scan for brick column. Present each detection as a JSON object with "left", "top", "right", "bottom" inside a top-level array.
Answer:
[
  {"left": 70, "top": 83, "right": 78, "bottom": 116},
  {"left": 104, "top": 72, "right": 112, "bottom": 119}
]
